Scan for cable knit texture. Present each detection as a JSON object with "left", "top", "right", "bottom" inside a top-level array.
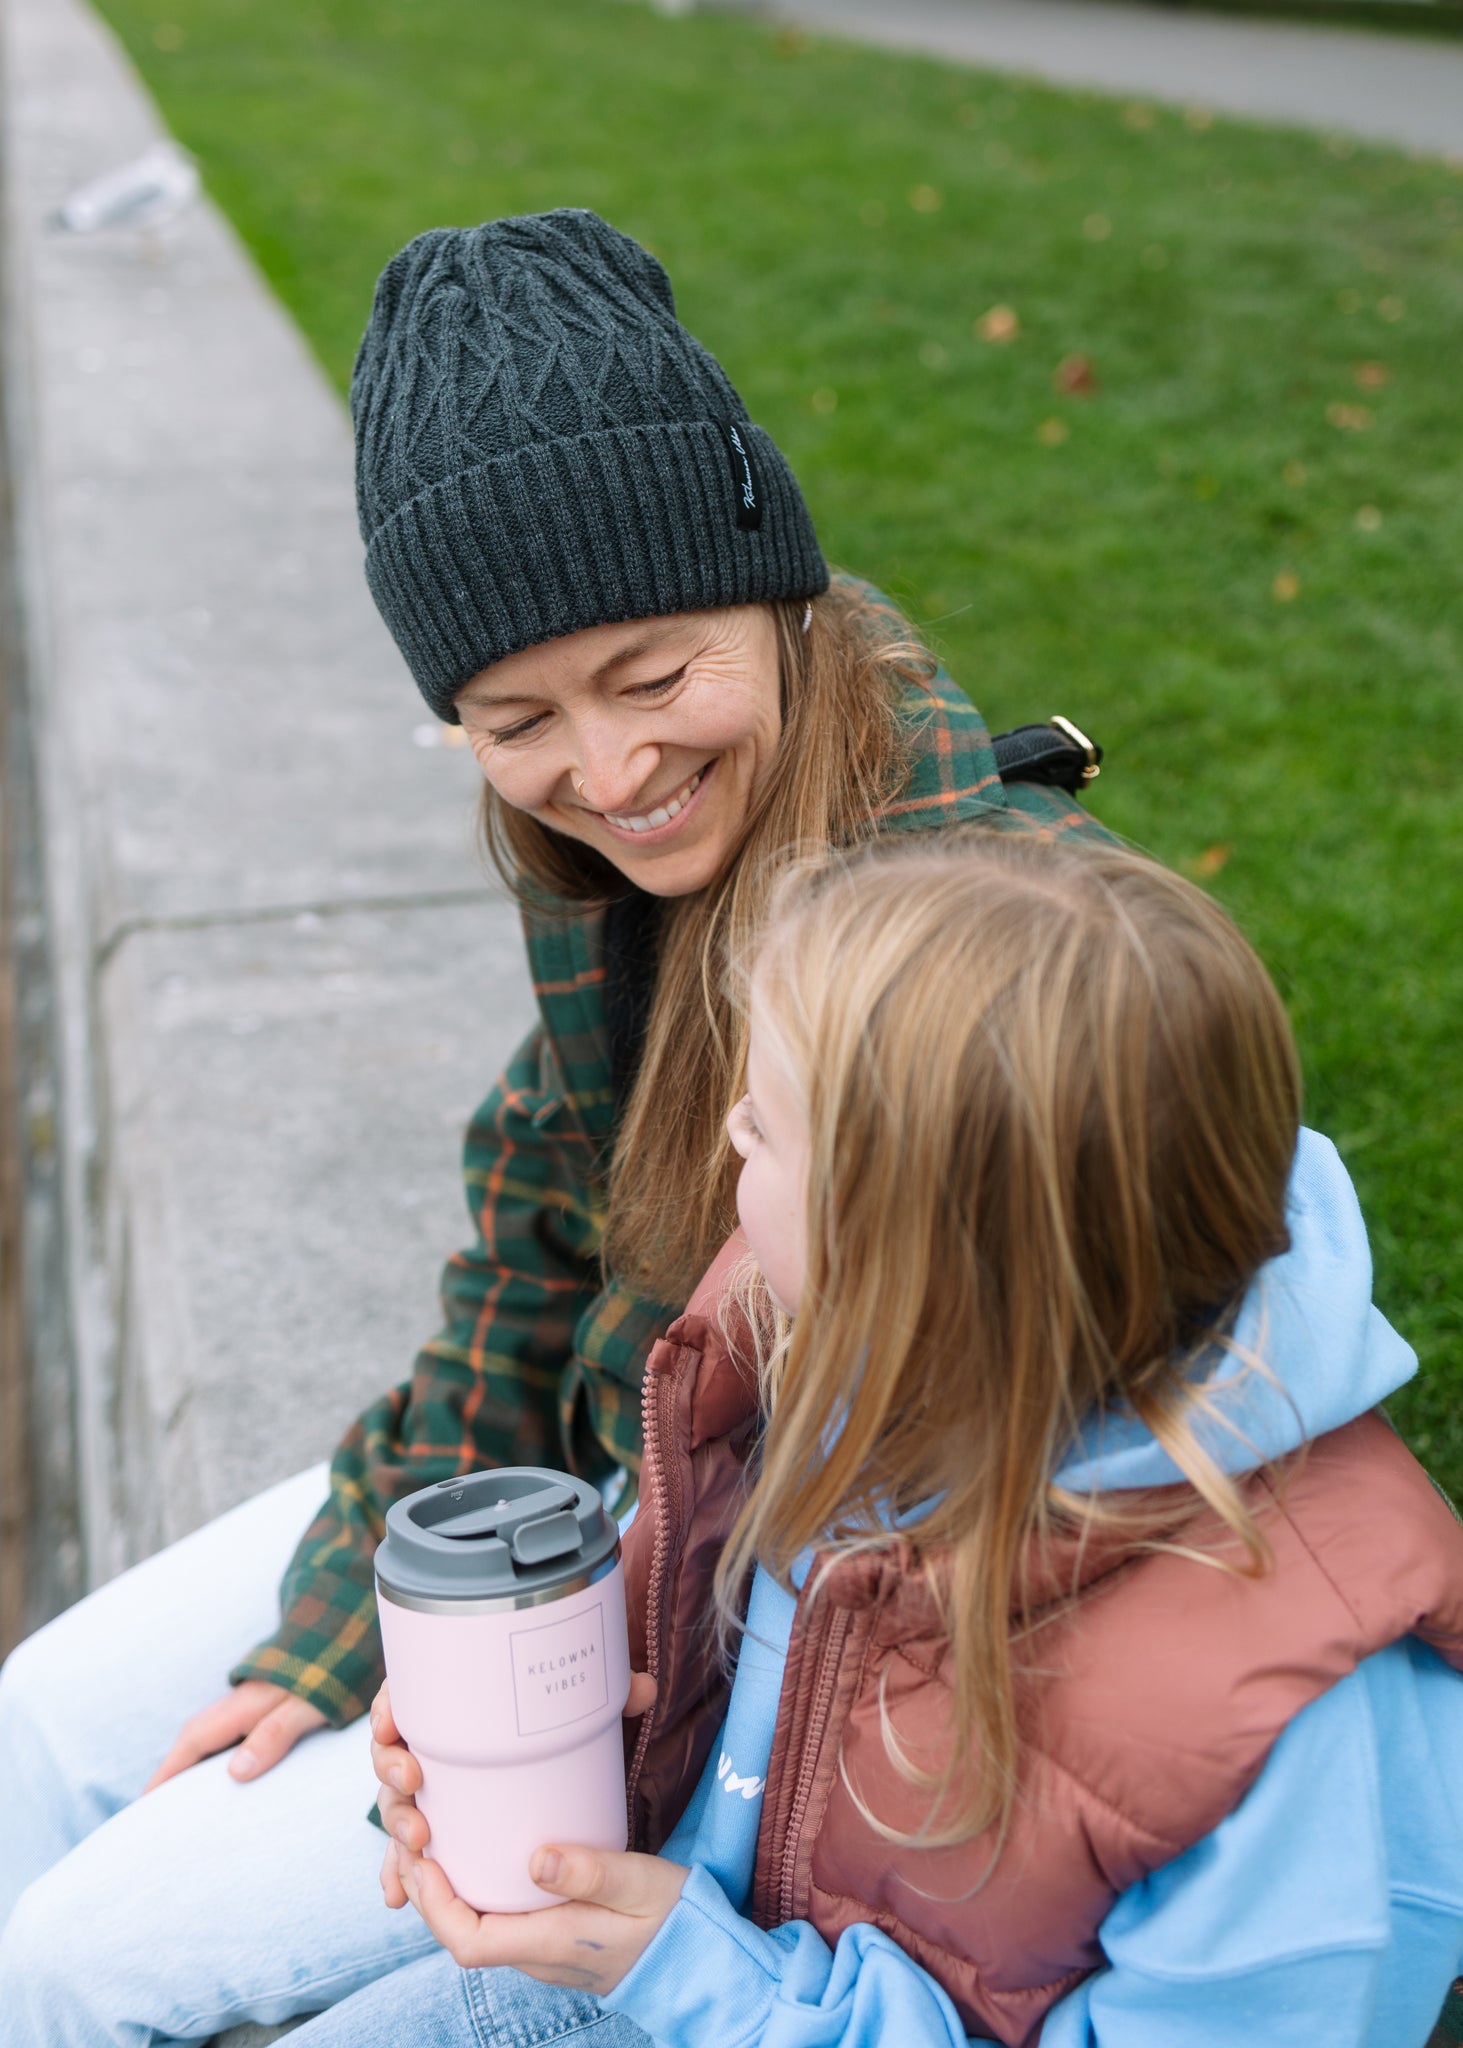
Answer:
[{"left": 351, "top": 208, "right": 829, "bottom": 717}]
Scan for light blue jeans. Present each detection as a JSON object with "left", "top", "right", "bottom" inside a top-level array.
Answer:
[
  {"left": 0, "top": 1465, "right": 439, "bottom": 2044},
  {"left": 288, "top": 1950, "right": 653, "bottom": 2048}
]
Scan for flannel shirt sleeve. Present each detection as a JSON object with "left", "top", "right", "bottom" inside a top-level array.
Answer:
[
  {"left": 230, "top": 1021, "right": 609, "bottom": 1725},
  {"left": 997, "top": 777, "right": 1118, "bottom": 846}
]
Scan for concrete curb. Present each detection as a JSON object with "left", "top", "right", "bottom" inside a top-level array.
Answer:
[
  {"left": 1, "top": 0, "right": 537, "bottom": 1575},
  {"left": 1, "top": 0, "right": 534, "bottom": 2024}
]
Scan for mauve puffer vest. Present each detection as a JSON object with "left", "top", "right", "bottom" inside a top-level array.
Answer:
[{"left": 623, "top": 1243, "right": 1463, "bottom": 2048}]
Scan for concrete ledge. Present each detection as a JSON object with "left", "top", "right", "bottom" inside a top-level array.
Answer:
[
  {"left": 2, "top": 0, "right": 534, "bottom": 1573},
  {"left": 1, "top": 0, "right": 532, "bottom": 2031}
]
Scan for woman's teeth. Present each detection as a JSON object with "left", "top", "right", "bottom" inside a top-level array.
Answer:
[{"left": 606, "top": 769, "right": 703, "bottom": 834}]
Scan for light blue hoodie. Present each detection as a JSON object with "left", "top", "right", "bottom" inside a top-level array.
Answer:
[{"left": 604, "top": 1131, "right": 1463, "bottom": 2048}]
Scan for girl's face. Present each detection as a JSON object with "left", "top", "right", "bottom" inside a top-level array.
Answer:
[
  {"left": 453, "top": 606, "right": 783, "bottom": 900},
  {"left": 727, "top": 989, "right": 810, "bottom": 1314}
]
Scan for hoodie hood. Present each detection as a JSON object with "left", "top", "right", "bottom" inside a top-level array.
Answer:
[{"left": 1056, "top": 1127, "right": 1415, "bottom": 1494}]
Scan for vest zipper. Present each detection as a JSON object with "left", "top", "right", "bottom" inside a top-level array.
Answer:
[
  {"left": 777, "top": 1600, "right": 853, "bottom": 1925},
  {"left": 624, "top": 1352, "right": 685, "bottom": 1846}
]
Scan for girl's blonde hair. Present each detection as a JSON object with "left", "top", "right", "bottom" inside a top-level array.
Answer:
[
  {"left": 479, "top": 579, "right": 939, "bottom": 1307},
  {"left": 717, "top": 832, "right": 1302, "bottom": 1853}
]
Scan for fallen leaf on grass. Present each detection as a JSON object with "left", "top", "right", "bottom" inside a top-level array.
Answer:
[
  {"left": 1123, "top": 103, "right": 1156, "bottom": 131},
  {"left": 1355, "top": 505, "right": 1383, "bottom": 532},
  {"left": 1327, "top": 402, "right": 1373, "bottom": 432},
  {"left": 1195, "top": 844, "right": 1232, "bottom": 876},
  {"left": 811, "top": 387, "right": 838, "bottom": 415},
  {"left": 1038, "top": 418, "right": 1069, "bottom": 445},
  {"left": 1083, "top": 213, "right": 1112, "bottom": 242},
  {"left": 1283, "top": 460, "right": 1307, "bottom": 487},
  {"left": 1378, "top": 295, "right": 1406, "bottom": 322},
  {"left": 976, "top": 304, "right": 1020, "bottom": 343},
  {"left": 1353, "top": 361, "right": 1391, "bottom": 390},
  {"left": 1055, "top": 354, "right": 1098, "bottom": 395},
  {"left": 909, "top": 184, "right": 943, "bottom": 213},
  {"left": 1273, "top": 570, "right": 1301, "bottom": 602}
]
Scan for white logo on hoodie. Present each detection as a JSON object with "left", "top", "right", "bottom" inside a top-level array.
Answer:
[{"left": 717, "top": 1750, "right": 765, "bottom": 1799}]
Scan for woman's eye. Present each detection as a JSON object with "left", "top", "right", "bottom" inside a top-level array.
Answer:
[
  {"left": 629, "top": 668, "right": 686, "bottom": 701},
  {"left": 487, "top": 713, "right": 548, "bottom": 745}
]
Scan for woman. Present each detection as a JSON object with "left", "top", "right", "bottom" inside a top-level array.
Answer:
[{"left": 0, "top": 210, "right": 1106, "bottom": 2041}]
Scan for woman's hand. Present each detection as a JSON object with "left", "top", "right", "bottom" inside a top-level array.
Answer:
[
  {"left": 389, "top": 1838, "right": 688, "bottom": 1994},
  {"left": 144, "top": 1680, "right": 328, "bottom": 1791}
]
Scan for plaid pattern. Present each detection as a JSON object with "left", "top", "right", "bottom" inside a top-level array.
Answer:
[{"left": 232, "top": 632, "right": 1111, "bottom": 1723}]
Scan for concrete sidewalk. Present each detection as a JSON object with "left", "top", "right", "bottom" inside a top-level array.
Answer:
[
  {"left": 1, "top": 0, "right": 533, "bottom": 1617},
  {"left": 760, "top": 0, "right": 1463, "bottom": 156},
  {"left": 2, "top": 3, "right": 540, "bottom": 2035}
]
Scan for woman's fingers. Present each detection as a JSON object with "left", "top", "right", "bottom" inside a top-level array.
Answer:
[
  {"left": 145, "top": 1692, "right": 254, "bottom": 1791},
  {"left": 142, "top": 1681, "right": 321, "bottom": 1792},
  {"left": 227, "top": 1691, "right": 328, "bottom": 1780}
]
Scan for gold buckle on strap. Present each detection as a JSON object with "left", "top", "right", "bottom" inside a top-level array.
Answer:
[{"left": 1049, "top": 714, "right": 1101, "bottom": 783}]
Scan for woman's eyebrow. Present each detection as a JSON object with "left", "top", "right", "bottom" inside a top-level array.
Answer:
[
  {"left": 588, "top": 629, "right": 689, "bottom": 683},
  {"left": 457, "top": 630, "right": 689, "bottom": 711}
]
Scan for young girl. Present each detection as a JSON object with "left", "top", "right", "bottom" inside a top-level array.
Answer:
[{"left": 307, "top": 832, "right": 1463, "bottom": 2048}]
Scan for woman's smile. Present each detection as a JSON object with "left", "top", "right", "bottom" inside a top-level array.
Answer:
[{"left": 582, "top": 762, "right": 711, "bottom": 845}]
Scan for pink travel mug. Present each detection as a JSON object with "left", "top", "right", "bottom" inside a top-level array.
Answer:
[{"left": 375, "top": 1467, "right": 631, "bottom": 1912}]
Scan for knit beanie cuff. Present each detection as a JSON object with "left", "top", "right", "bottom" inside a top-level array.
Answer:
[{"left": 364, "top": 419, "right": 829, "bottom": 721}]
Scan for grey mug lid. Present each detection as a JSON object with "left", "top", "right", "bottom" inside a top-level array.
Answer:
[{"left": 374, "top": 1466, "right": 619, "bottom": 1605}]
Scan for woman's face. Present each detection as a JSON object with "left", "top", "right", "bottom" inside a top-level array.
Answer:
[
  {"left": 727, "top": 987, "right": 809, "bottom": 1316},
  {"left": 453, "top": 605, "right": 783, "bottom": 899}
]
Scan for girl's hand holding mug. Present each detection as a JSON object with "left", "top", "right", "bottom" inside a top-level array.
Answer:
[
  {"left": 388, "top": 1834, "right": 688, "bottom": 1993},
  {"left": 370, "top": 1673, "right": 676, "bottom": 1989}
]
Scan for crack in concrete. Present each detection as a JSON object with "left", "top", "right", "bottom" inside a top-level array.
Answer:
[{"left": 93, "top": 886, "right": 495, "bottom": 972}]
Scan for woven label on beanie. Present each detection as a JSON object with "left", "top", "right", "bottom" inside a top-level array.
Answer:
[{"left": 716, "top": 419, "right": 763, "bottom": 532}]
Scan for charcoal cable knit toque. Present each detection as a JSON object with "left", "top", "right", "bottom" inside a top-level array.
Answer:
[{"left": 351, "top": 209, "right": 829, "bottom": 720}]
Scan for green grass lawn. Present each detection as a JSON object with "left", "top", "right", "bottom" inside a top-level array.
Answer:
[{"left": 95, "top": 0, "right": 1463, "bottom": 1490}]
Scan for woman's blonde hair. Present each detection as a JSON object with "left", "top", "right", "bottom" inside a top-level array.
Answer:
[
  {"left": 716, "top": 832, "right": 1302, "bottom": 1853},
  {"left": 479, "top": 579, "right": 940, "bottom": 1307}
]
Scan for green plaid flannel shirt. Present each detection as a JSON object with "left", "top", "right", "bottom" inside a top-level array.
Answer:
[{"left": 231, "top": 645, "right": 1112, "bottom": 1724}]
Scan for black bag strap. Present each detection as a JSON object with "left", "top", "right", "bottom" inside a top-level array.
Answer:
[{"left": 991, "top": 715, "right": 1103, "bottom": 795}]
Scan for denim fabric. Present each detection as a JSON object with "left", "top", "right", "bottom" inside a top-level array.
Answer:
[
  {"left": 289, "top": 1948, "right": 654, "bottom": 2048},
  {"left": 1, "top": 1465, "right": 436, "bottom": 2044}
]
